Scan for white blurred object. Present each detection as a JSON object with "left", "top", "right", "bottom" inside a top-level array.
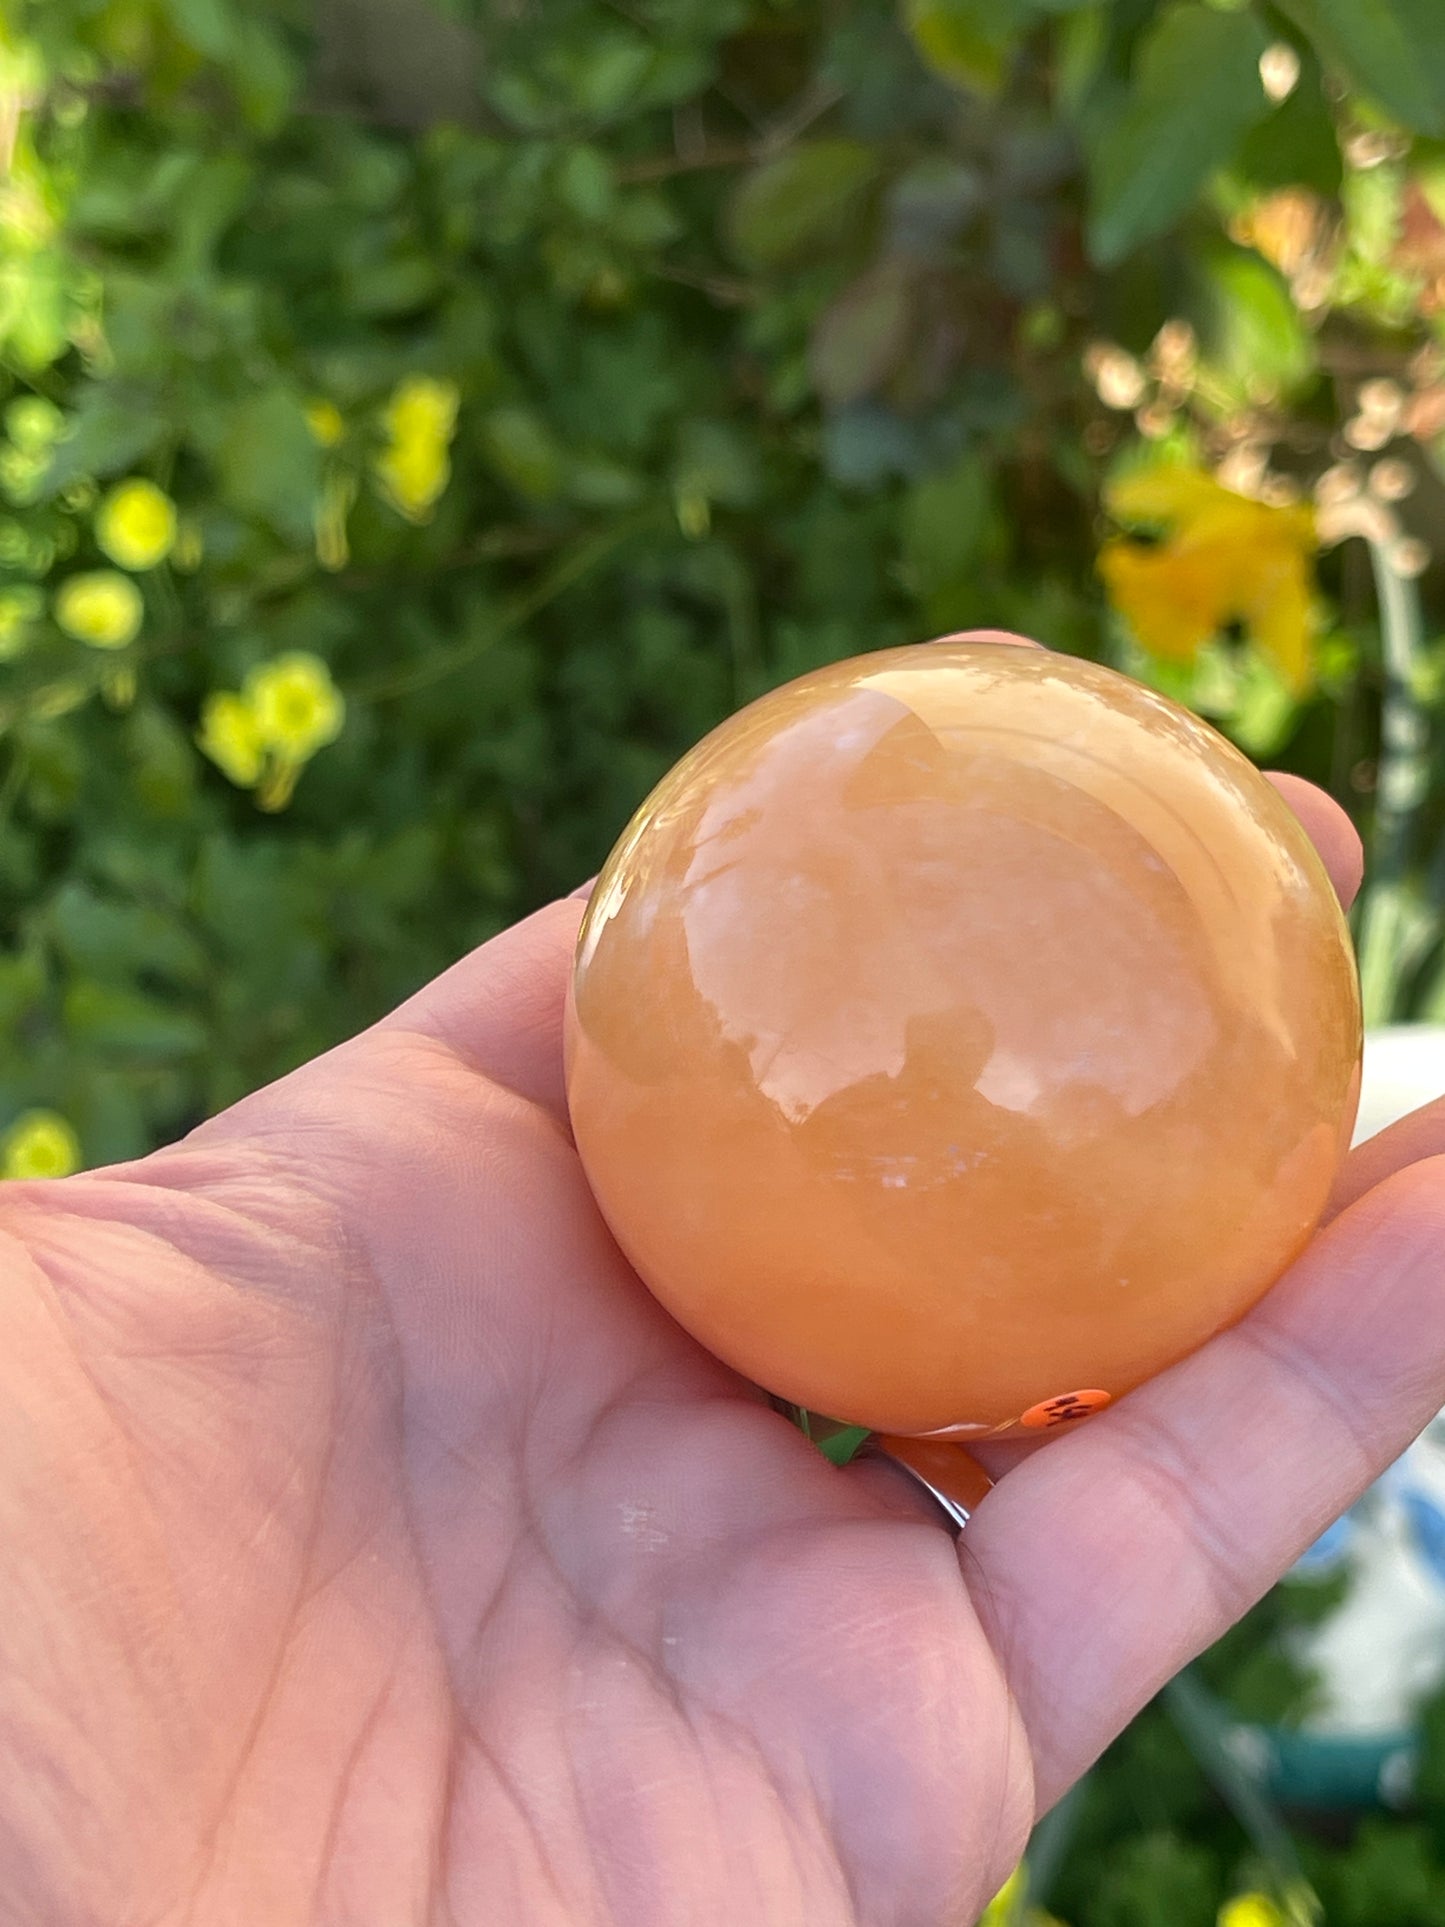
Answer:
[
  {"left": 1353, "top": 1024, "right": 1445, "bottom": 1143},
  {"left": 1288, "top": 1025, "right": 1445, "bottom": 1755}
]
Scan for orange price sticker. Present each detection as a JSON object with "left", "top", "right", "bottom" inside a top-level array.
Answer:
[{"left": 1019, "top": 1389, "right": 1112, "bottom": 1430}]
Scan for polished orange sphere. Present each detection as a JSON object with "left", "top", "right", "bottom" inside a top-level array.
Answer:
[{"left": 565, "top": 641, "right": 1362, "bottom": 1438}]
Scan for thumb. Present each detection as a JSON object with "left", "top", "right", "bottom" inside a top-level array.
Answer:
[{"left": 379, "top": 893, "right": 587, "bottom": 1124}]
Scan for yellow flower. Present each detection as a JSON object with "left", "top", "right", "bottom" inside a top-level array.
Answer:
[
  {"left": 375, "top": 434, "right": 452, "bottom": 522},
  {"left": 0, "top": 583, "right": 43, "bottom": 660},
  {"left": 94, "top": 478, "right": 177, "bottom": 571},
  {"left": 314, "top": 470, "right": 357, "bottom": 573},
  {"left": 1, "top": 1109, "right": 80, "bottom": 1180},
  {"left": 198, "top": 691, "right": 266, "bottom": 787},
  {"left": 305, "top": 398, "right": 346, "bottom": 449},
  {"left": 375, "top": 375, "right": 460, "bottom": 523},
  {"left": 245, "top": 652, "right": 345, "bottom": 760},
  {"left": 1218, "top": 1894, "right": 1287, "bottom": 1927},
  {"left": 5, "top": 395, "right": 64, "bottom": 451},
  {"left": 1099, "top": 462, "right": 1318, "bottom": 693},
  {"left": 382, "top": 375, "right": 460, "bottom": 445},
  {"left": 52, "top": 570, "right": 143, "bottom": 649}
]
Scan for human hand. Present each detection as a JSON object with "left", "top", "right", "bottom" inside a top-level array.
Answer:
[{"left": 3, "top": 669, "right": 1442, "bottom": 1927}]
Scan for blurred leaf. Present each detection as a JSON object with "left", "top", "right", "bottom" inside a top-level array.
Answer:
[
  {"left": 480, "top": 407, "right": 565, "bottom": 502},
  {"left": 64, "top": 982, "right": 207, "bottom": 1058},
  {"left": 0, "top": 947, "right": 46, "bottom": 1031},
  {"left": 1232, "top": 51, "right": 1343, "bottom": 197},
  {"left": 885, "top": 159, "right": 984, "bottom": 249},
  {"left": 727, "top": 142, "right": 881, "bottom": 268},
  {"left": 673, "top": 420, "right": 762, "bottom": 509},
  {"left": 810, "top": 259, "right": 917, "bottom": 406},
  {"left": 905, "top": 0, "right": 1033, "bottom": 95},
  {"left": 1090, "top": 1829, "right": 1218, "bottom": 1927},
  {"left": 41, "top": 393, "right": 165, "bottom": 496},
  {"left": 822, "top": 404, "right": 929, "bottom": 489},
  {"left": 900, "top": 451, "right": 994, "bottom": 598},
  {"left": 1055, "top": 3, "right": 1109, "bottom": 116},
  {"left": 163, "top": 0, "right": 235, "bottom": 60},
  {"left": 1200, "top": 250, "right": 1315, "bottom": 402},
  {"left": 1274, "top": 0, "right": 1445, "bottom": 136},
  {"left": 348, "top": 253, "right": 442, "bottom": 318},
  {"left": 204, "top": 389, "right": 321, "bottom": 543},
  {"left": 45, "top": 881, "right": 206, "bottom": 985},
  {"left": 1087, "top": 3, "right": 1270, "bottom": 264},
  {"left": 230, "top": 15, "right": 302, "bottom": 131},
  {"left": 1225, "top": 649, "right": 1301, "bottom": 758}
]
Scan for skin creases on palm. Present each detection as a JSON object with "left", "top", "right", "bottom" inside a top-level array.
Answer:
[
  {"left": 0, "top": 927, "right": 1027, "bottom": 1927},
  {"left": 5, "top": 775, "right": 1445, "bottom": 1927}
]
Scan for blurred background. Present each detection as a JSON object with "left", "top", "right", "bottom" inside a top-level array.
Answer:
[{"left": 6, "top": 0, "right": 1445, "bottom": 1919}]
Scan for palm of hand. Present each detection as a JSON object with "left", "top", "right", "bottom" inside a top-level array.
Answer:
[{"left": 6, "top": 852, "right": 1445, "bottom": 1927}]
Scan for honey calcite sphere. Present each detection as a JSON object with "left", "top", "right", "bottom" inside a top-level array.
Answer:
[{"left": 565, "top": 641, "right": 1362, "bottom": 1438}]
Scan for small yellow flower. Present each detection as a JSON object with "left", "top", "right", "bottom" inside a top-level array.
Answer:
[
  {"left": 0, "top": 583, "right": 43, "bottom": 660},
  {"left": 5, "top": 395, "right": 64, "bottom": 451},
  {"left": 1218, "top": 1895, "right": 1287, "bottom": 1927},
  {"left": 52, "top": 570, "right": 143, "bottom": 649},
  {"left": 1099, "top": 462, "right": 1318, "bottom": 693},
  {"left": 314, "top": 471, "right": 357, "bottom": 573},
  {"left": 245, "top": 652, "right": 345, "bottom": 760},
  {"left": 305, "top": 398, "right": 346, "bottom": 449},
  {"left": 1, "top": 1109, "right": 81, "bottom": 1180},
  {"left": 375, "top": 434, "right": 451, "bottom": 523},
  {"left": 375, "top": 375, "right": 460, "bottom": 523},
  {"left": 0, "top": 444, "right": 46, "bottom": 505},
  {"left": 382, "top": 375, "right": 459, "bottom": 445},
  {"left": 94, "top": 478, "right": 177, "bottom": 571},
  {"left": 198, "top": 691, "right": 266, "bottom": 788}
]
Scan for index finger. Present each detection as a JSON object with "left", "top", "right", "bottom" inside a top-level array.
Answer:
[{"left": 961, "top": 1154, "right": 1445, "bottom": 1810}]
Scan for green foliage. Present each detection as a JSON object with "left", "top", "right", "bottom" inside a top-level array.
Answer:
[
  {"left": 1273, "top": 0, "right": 1445, "bottom": 138},
  {"left": 3, "top": 2, "right": 1445, "bottom": 1906},
  {"left": 1086, "top": 4, "right": 1270, "bottom": 265}
]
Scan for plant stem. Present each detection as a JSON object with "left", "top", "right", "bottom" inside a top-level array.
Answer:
[
  {"left": 358, "top": 504, "right": 667, "bottom": 703},
  {"left": 1355, "top": 536, "right": 1429, "bottom": 1027}
]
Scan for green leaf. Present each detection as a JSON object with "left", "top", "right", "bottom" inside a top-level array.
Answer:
[
  {"left": 900, "top": 452, "right": 994, "bottom": 599},
  {"left": 905, "top": 0, "right": 1034, "bottom": 95},
  {"left": 162, "top": 0, "right": 235, "bottom": 60},
  {"left": 672, "top": 420, "right": 762, "bottom": 509},
  {"left": 1273, "top": 0, "right": 1445, "bottom": 136},
  {"left": 40, "top": 391, "right": 165, "bottom": 496},
  {"left": 203, "top": 389, "right": 321, "bottom": 545},
  {"left": 480, "top": 407, "right": 565, "bottom": 502},
  {"left": 1199, "top": 250, "right": 1316, "bottom": 402},
  {"left": 1086, "top": 3, "right": 1270, "bottom": 265},
  {"left": 64, "top": 982, "right": 207, "bottom": 1059},
  {"left": 46, "top": 882, "right": 206, "bottom": 985},
  {"left": 348, "top": 254, "right": 442, "bottom": 319},
  {"left": 817, "top": 1425, "right": 871, "bottom": 1466},
  {"left": 727, "top": 142, "right": 881, "bottom": 269},
  {"left": 810, "top": 259, "right": 917, "bottom": 406},
  {"left": 229, "top": 16, "right": 302, "bottom": 133},
  {"left": 1232, "top": 48, "right": 1342, "bottom": 197}
]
